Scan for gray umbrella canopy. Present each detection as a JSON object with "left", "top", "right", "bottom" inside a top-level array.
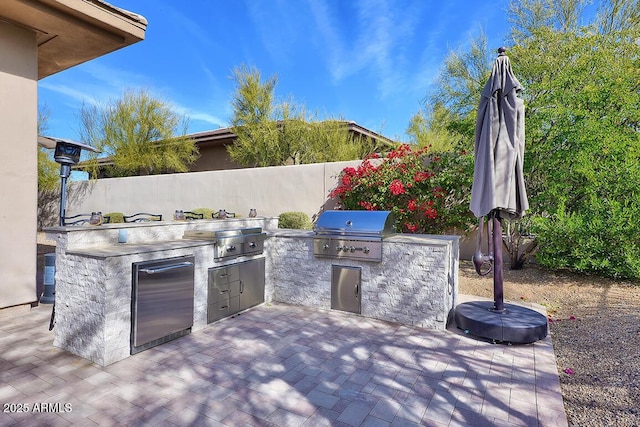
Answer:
[{"left": 470, "top": 50, "right": 528, "bottom": 219}]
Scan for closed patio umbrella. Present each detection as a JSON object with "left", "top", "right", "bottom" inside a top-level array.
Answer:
[
  {"left": 470, "top": 47, "right": 528, "bottom": 221},
  {"left": 455, "top": 48, "right": 546, "bottom": 344}
]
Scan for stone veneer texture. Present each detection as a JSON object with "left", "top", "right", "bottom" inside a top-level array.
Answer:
[
  {"left": 53, "top": 246, "right": 211, "bottom": 366},
  {"left": 267, "top": 233, "right": 458, "bottom": 330}
]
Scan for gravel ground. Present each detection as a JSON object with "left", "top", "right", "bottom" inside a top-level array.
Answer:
[{"left": 458, "top": 261, "right": 640, "bottom": 427}]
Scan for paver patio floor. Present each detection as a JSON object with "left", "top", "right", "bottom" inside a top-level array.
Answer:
[{"left": 0, "top": 302, "right": 567, "bottom": 426}]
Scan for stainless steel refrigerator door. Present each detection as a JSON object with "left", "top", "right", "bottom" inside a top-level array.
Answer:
[
  {"left": 331, "top": 265, "right": 361, "bottom": 314},
  {"left": 132, "top": 256, "right": 194, "bottom": 348}
]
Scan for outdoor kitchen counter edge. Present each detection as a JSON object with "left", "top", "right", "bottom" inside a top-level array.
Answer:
[
  {"left": 386, "top": 234, "right": 460, "bottom": 246},
  {"left": 269, "top": 229, "right": 315, "bottom": 238},
  {"left": 64, "top": 239, "right": 213, "bottom": 259},
  {"left": 269, "top": 228, "right": 461, "bottom": 245}
]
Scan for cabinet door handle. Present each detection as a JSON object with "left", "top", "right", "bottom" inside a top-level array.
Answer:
[
  {"left": 220, "top": 306, "right": 228, "bottom": 310},
  {"left": 240, "top": 281, "right": 244, "bottom": 294},
  {"left": 355, "top": 282, "right": 359, "bottom": 297}
]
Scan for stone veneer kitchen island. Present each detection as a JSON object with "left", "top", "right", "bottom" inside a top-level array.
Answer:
[
  {"left": 266, "top": 230, "right": 459, "bottom": 329},
  {"left": 47, "top": 221, "right": 459, "bottom": 366},
  {"left": 45, "top": 217, "right": 277, "bottom": 366}
]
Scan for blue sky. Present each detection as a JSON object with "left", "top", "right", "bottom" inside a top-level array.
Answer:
[{"left": 38, "top": 0, "right": 513, "bottom": 143}]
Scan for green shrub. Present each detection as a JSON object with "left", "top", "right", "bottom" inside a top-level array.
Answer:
[
  {"left": 104, "top": 212, "right": 124, "bottom": 223},
  {"left": 533, "top": 200, "right": 640, "bottom": 280},
  {"left": 278, "top": 212, "right": 312, "bottom": 230}
]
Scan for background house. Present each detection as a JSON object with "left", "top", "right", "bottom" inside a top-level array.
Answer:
[{"left": 85, "top": 121, "right": 396, "bottom": 178}]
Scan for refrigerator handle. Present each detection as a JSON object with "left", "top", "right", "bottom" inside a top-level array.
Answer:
[{"left": 139, "top": 262, "right": 193, "bottom": 274}]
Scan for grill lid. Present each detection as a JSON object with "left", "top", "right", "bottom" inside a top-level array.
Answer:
[{"left": 314, "top": 210, "right": 396, "bottom": 237}]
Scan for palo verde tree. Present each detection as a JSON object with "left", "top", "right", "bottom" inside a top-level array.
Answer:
[
  {"left": 408, "top": 32, "right": 493, "bottom": 153},
  {"left": 227, "top": 64, "right": 391, "bottom": 167},
  {"left": 80, "top": 88, "right": 198, "bottom": 177}
]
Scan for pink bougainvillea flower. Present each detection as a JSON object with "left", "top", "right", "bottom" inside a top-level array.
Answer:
[
  {"left": 389, "top": 179, "right": 406, "bottom": 195},
  {"left": 425, "top": 208, "right": 437, "bottom": 220},
  {"left": 405, "top": 223, "right": 418, "bottom": 233},
  {"left": 343, "top": 167, "right": 357, "bottom": 176},
  {"left": 564, "top": 368, "right": 574, "bottom": 375},
  {"left": 569, "top": 315, "right": 576, "bottom": 320},
  {"left": 358, "top": 201, "right": 375, "bottom": 211}
]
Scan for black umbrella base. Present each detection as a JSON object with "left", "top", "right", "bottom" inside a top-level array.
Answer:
[{"left": 455, "top": 301, "right": 548, "bottom": 344}]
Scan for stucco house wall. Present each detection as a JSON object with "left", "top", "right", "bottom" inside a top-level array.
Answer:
[
  {"left": 0, "top": 21, "right": 38, "bottom": 309},
  {"left": 0, "top": 0, "right": 146, "bottom": 311}
]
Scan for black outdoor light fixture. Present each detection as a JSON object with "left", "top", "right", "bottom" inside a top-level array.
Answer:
[{"left": 38, "top": 136, "right": 101, "bottom": 226}]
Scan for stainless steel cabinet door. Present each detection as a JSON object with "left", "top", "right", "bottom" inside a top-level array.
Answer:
[
  {"left": 331, "top": 265, "right": 361, "bottom": 314},
  {"left": 239, "top": 258, "right": 265, "bottom": 311}
]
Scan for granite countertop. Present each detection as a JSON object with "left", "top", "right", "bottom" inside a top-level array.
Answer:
[
  {"left": 66, "top": 239, "right": 213, "bottom": 259},
  {"left": 45, "top": 216, "right": 280, "bottom": 233},
  {"left": 63, "top": 231, "right": 460, "bottom": 259}
]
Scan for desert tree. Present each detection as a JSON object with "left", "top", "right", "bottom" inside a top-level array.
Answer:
[{"left": 80, "top": 88, "right": 198, "bottom": 177}]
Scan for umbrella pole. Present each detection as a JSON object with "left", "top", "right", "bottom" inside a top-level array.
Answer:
[{"left": 492, "top": 212, "right": 505, "bottom": 312}]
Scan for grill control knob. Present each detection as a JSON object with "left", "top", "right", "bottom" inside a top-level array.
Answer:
[
  {"left": 342, "top": 245, "right": 349, "bottom": 252},
  {"left": 349, "top": 246, "right": 356, "bottom": 253},
  {"left": 363, "top": 247, "right": 370, "bottom": 254},
  {"left": 323, "top": 243, "right": 330, "bottom": 251},
  {"left": 336, "top": 245, "right": 342, "bottom": 251}
]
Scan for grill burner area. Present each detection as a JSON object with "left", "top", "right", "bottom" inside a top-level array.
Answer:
[
  {"left": 313, "top": 236, "right": 382, "bottom": 261},
  {"left": 183, "top": 227, "right": 266, "bottom": 261},
  {"left": 313, "top": 210, "right": 395, "bottom": 262}
]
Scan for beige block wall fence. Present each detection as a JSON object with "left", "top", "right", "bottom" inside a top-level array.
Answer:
[{"left": 67, "top": 160, "right": 478, "bottom": 259}]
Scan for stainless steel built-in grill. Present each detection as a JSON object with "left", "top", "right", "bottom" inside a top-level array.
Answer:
[
  {"left": 183, "top": 227, "right": 266, "bottom": 261},
  {"left": 313, "top": 210, "right": 395, "bottom": 262}
]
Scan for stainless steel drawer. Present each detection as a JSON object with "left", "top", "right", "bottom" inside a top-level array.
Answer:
[
  {"left": 209, "top": 280, "right": 240, "bottom": 301},
  {"left": 210, "top": 265, "right": 240, "bottom": 285},
  {"left": 208, "top": 295, "right": 240, "bottom": 322}
]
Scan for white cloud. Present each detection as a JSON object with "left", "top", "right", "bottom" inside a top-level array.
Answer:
[
  {"left": 170, "top": 101, "right": 227, "bottom": 129},
  {"left": 307, "top": 0, "right": 430, "bottom": 98},
  {"left": 38, "top": 81, "right": 101, "bottom": 106}
]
